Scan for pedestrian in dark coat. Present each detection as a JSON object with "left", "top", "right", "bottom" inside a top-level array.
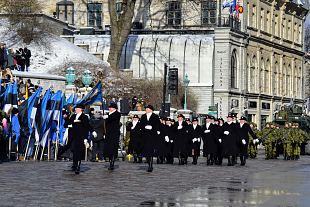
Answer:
[
  {"left": 140, "top": 105, "right": 160, "bottom": 172},
  {"left": 237, "top": 116, "right": 258, "bottom": 166},
  {"left": 201, "top": 115, "right": 218, "bottom": 165},
  {"left": 188, "top": 117, "right": 201, "bottom": 165},
  {"left": 163, "top": 118, "right": 175, "bottom": 164},
  {"left": 58, "top": 110, "right": 74, "bottom": 160},
  {"left": 89, "top": 111, "right": 106, "bottom": 162},
  {"left": 127, "top": 115, "right": 143, "bottom": 163},
  {"left": 214, "top": 118, "right": 224, "bottom": 165},
  {"left": 65, "top": 104, "right": 93, "bottom": 174},
  {"left": 103, "top": 103, "right": 121, "bottom": 170},
  {"left": 156, "top": 118, "right": 167, "bottom": 164},
  {"left": 173, "top": 114, "right": 189, "bottom": 165},
  {"left": 23, "top": 47, "right": 31, "bottom": 72},
  {"left": 222, "top": 114, "right": 239, "bottom": 166}
]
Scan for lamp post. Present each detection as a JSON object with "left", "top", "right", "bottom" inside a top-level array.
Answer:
[
  {"left": 82, "top": 70, "right": 92, "bottom": 88},
  {"left": 66, "top": 65, "right": 76, "bottom": 86},
  {"left": 183, "top": 74, "right": 190, "bottom": 110}
]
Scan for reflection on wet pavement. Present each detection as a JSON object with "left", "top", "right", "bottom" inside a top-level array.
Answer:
[{"left": 141, "top": 164, "right": 310, "bottom": 207}]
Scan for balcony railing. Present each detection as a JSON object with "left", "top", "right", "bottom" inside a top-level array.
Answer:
[{"left": 218, "top": 16, "right": 241, "bottom": 31}]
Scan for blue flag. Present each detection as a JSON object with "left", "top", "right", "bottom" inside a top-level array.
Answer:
[
  {"left": 12, "top": 114, "right": 20, "bottom": 144},
  {"left": 28, "top": 87, "right": 42, "bottom": 135},
  {"left": 77, "top": 82, "right": 103, "bottom": 106}
]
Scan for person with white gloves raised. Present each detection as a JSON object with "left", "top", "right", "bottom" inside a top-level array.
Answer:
[
  {"left": 237, "top": 116, "right": 258, "bottom": 166},
  {"left": 201, "top": 115, "right": 218, "bottom": 166},
  {"left": 188, "top": 117, "right": 202, "bottom": 165},
  {"left": 214, "top": 117, "right": 224, "bottom": 165},
  {"left": 221, "top": 113, "right": 238, "bottom": 166},
  {"left": 64, "top": 103, "right": 93, "bottom": 175},
  {"left": 162, "top": 117, "right": 175, "bottom": 164},
  {"left": 173, "top": 114, "right": 189, "bottom": 165},
  {"left": 102, "top": 103, "right": 121, "bottom": 171},
  {"left": 140, "top": 105, "right": 160, "bottom": 172},
  {"left": 127, "top": 115, "right": 143, "bottom": 163}
]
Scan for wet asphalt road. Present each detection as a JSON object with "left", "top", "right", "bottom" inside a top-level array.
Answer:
[{"left": 0, "top": 152, "right": 310, "bottom": 207}]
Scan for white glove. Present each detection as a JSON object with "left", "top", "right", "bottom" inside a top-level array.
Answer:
[
  {"left": 177, "top": 125, "right": 183, "bottom": 130},
  {"left": 103, "top": 135, "right": 106, "bottom": 139},
  {"left": 242, "top": 139, "right": 246, "bottom": 145},
  {"left": 193, "top": 138, "right": 197, "bottom": 142},
  {"left": 90, "top": 141, "right": 93, "bottom": 150},
  {"left": 218, "top": 138, "right": 222, "bottom": 143},
  {"left": 85, "top": 142, "right": 90, "bottom": 148},
  {"left": 84, "top": 139, "right": 88, "bottom": 145},
  {"left": 197, "top": 138, "right": 201, "bottom": 142},
  {"left": 254, "top": 139, "right": 259, "bottom": 144},
  {"left": 165, "top": 136, "right": 169, "bottom": 142},
  {"left": 157, "top": 131, "right": 161, "bottom": 135},
  {"left": 204, "top": 129, "right": 210, "bottom": 133},
  {"left": 68, "top": 124, "right": 73, "bottom": 128},
  {"left": 103, "top": 115, "right": 108, "bottom": 119},
  {"left": 192, "top": 139, "right": 195, "bottom": 143},
  {"left": 145, "top": 125, "right": 152, "bottom": 130},
  {"left": 170, "top": 140, "right": 173, "bottom": 143},
  {"left": 92, "top": 131, "right": 97, "bottom": 138},
  {"left": 224, "top": 131, "right": 229, "bottom": 135}
]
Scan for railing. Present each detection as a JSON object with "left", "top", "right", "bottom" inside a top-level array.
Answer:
[{"left": 218, "top": 16, "right": 241, "bottom": 31}]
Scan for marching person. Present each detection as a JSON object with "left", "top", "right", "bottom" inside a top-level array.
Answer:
[
  {"left": 222, "top": 114, "right": 238, "bottom": 166},
  {"left": 89, "top": 110, "right": 106, "bottom": 162},
  {"left": 65, "top": 104, "right": 93, "bottom": 174},
  {"left": 201, "top": 115, "right": 217, "bottom": 165},
  {"left": 173, "top": 114, "right": 189, "bottom": 165},
  {"left": 188, "top": 117, "right": 201, "bottom": 165},
  {"left": 58, "top": 109, "right": 73, "bottom": 160},
  {"left": 156, "top": 117, "right": 167, "bottom": 164},
  {"left": 140, "top": 105, "right": 160, "bottom": 172},
  {"left": 215, "top": 117, "right": 224, "bottom": 165},
  {"left": 103, "top": 103, "right": 121, "bottom": 171},
  {"left": 127, "top": 115, "right": 142, "bottom": 163},
  {"left": 238, "top": 116, "right": 258, "bottom": 165},
  {"left": 163, "top": 117, "right": 174, "bottom": 164}
]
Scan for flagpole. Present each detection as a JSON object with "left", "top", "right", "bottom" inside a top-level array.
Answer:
[
  {"left": 54, "top": 121, "right": 60, "bottom": 161},
  {"left": 24, "top": 121, "right": 35, "bottom": 161},
  {"left": 8, "top": 114, "right": 12, "bottom": 161},
  {"left": 48, "top": 139, "right": 50, "bottom": 161}
]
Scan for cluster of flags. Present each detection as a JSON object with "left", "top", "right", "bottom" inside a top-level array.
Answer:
[
  {"left": 222, "top": 0, "right": 241, "bottom": 17},
  {"left": 0, "top": 81, "right": 103, "bottom": 148}
]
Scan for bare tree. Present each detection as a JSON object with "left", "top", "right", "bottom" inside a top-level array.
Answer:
[
  {"left": 305, "top": 24, "right": 310, "bottom": 53},
  {"left": 108, "top": 0, "right": 137, "bottom": 71}
]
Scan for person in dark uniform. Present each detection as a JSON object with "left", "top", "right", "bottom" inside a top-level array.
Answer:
[
  {"left": 222, "top": 114, "right": 238, "bottom": 166},
  {"left": 140, "top": 105, "right": 160, "bottom": 172},
  {"left": 89, "top": 110, "right": 106, "bottom": 162},
  {"left": 58, "top": 109, "right": 73, "bottom": 160},
  {"left": 65, "top": 104, "right": 93, "bottom": 174},
  {"left": 188, "top": 117, "right": 201, "bottom": 165},
  {"left": 156, "top": 117, "right": 167, "bottom": 164},
  {"left": 127, "top": 115, "right": 142, "bottom": 163},
  {"left": 185, "top": 118, "right": 191, "bottom": 125},
  {"left": 163, "top": 118, "right": 174, "bottom": 164},
  {"left": 103, "top": 103, "right": 121, "bottom": 170},
  {"left": 201, "top": 115, "right": 218, "bottom": 165},
  {"left": 215, "top": 117, "right": 224, "bottom": 165},
  {"left": 238, "top": 116, "right": 258, "bottom": 166},
  {"left": 232, "top": 113, "right": 239, "bottom": 164},
  {"left": 173, "top": 114, "right": 189, "bottom": 165}
]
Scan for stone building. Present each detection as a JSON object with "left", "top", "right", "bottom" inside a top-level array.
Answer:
[{"left": 42, "top": 0, "right": 308, "bottom": 128}]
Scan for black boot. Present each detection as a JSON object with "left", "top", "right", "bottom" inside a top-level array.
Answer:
[
  {"left": 138, "top": 156, "right": 143, "bottom": 163},
  {"left": 207, "top": 155, "right": 211, "bottom": 165},
  {"left": 133, "top": 154, "right": 137, "bottom": 163},
  {"left": 72, "top": 160, "right": 77, "bottom": 171},
  {"left": 227, "top": 156, "right": 233, "bottom": 166},
  {"left": 192, "top": 156, "right": 197, "bottom": 165},
  {"left": 75, "top": 161, "right": 81, "bottom": 174},
  {"left": 147, "top": 157, "right": 153, "bottom": 172},
  {"left": 210, "top": 154, "right": 214, "bottom": 165},
  {"left": 108, "top": 156, "right": 115, "bottom": 170},
  {"left": 233, "top": 156, "right": 237, "bottom": 165},
  {"left": 240, "top": 156, "right": 246, "bottom": 166}
]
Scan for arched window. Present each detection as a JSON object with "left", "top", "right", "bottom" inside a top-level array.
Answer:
[
  {"left": 250, "top": 56, "right": 257, "bottom": 92},
  {"left": 273, "top": 62, "right": 279, "bottom": 96},
  {"left": 56, "top": 0, "right": 74, "bottom": 25},
  {"left": 260, "top": 60, "right": 265, "bottom": 93},
  {"left": 265, "top": 60, "right": 270, "bottom": 94},
  {"left": 231, "top": 50, "right": 237, "bottom": 88}
]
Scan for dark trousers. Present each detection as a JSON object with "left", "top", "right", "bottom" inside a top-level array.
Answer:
[
  {"left": 57, "top": 136, "right": 73, "bottom": 158},
  {"left": 91, "top": 140, "right": 104, "bottom": 161}
]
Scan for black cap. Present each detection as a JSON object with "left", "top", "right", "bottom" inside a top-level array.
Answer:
[
  {"left": 206, "top": 115, "right": 211, "bottom": 119},
  {"left": 185, "top": 118, "right": 190, "bottom": 122},
  {"left": 240, "top": 116, "right": 247, "bottom": 121},
  {"left": 192, "top": 117, "right": 198, "bottom": 122},
  {"left": 218, "top": 117, "right": 224, "bottom": 122},
  {"left": 109, "top": 103, "right": 118, "bottom": 109},
  {"left": 133, "top": 115, "right": 139, "bottom": 119},
  {"left": 75, "top": 103, "right": 85, "bottom": 109},
  {"left": 12, "top": 107, "right": 19, "bottom": 115},
  {"left": 210, "top": 116, "right": 215, "bottom": 120},
  {"left": 177, "top": 114, "right": 184, "bottom": 119},
  {"left": 166, "top": 118, "right": 172, "bottom": 121},
  {"left": 145, "top": 105, "right": 154, "bottom": 111},
  {"left": 227, "top": 114, "right": 234, "bottom": 118}
]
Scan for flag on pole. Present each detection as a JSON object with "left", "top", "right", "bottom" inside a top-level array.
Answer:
[
  {"left": 3, "top": 82, "right": 18, "bottom": 113},
  {"left": 12, "top": 113, "right": 20, "bottom": 144},
  {"left": 76, "top": 82, "right": 103, "bottom": 106}
]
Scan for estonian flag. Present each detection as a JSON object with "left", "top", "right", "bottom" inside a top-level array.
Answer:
[
  {"left": 77, "top": 82, "right": 103, "bottom": 106},
  {"left": 3, "top": 82, "right": 18, "bottom": 113}
]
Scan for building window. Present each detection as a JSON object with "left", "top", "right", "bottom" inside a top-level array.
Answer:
[
  {"left": 252, "top": 5, "right": 256, "bottom": 28},
  {"left": 262, "top": 102, "right": 271, "bottom": 110},
  {"left": 56, "top": 0, "right": 74, "bottom": 25},
  {"left": 260, "top": 8, "right": 264, "bottom": 31},
  {"left": 288, "top": 20, "right": 291, "bottom": 40},
  {"left": 249, "top": 101, "right": 257, "bottom": 108},
  {"left": 201, "top": 0, "right": 217, "bottom": 26},
  {"left": 231, "top": 50, "right": 237, "bottom": 89},
  {"left": 266, "top": 11, "right": 270, "bottom": 33},
  {"left": 274, "top": 14, "right": 279, "bottom": 36},
  {"left": 167, "top": 1, "right": 182, "bottom": 27},
  {"left": 87, "top": 3, "right": 102, "bottom": 28},
  {"left": 264, "top": 60, "right": 270, "bottom": 94}
]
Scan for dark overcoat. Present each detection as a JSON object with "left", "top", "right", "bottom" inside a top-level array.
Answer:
[
  {"left": 127, "top": 120, "right": 142, "bottom": 154},
  {"left": 201, "top": 123, "right": 218, "bottom": 155},
  {"left": 66, "top": 113, "right": 92, "bottom": 161},
  {"left": 103, "top": 111, "right": 121, "bottom": 158},
  {"left": 173, "top": 121, "right": 189, "bottom": 157},
  {"left": 188, "top": 124, "right": 202, "bottom": 156},
  {"left": 89, "top": 117, "right": 106, "bottom": 142},
  {"left": 162, "top": 124, "right": 175, "bottom": 156},
  {"left": 222, "top": 122, "right": 238, "bottom": 156},
  {"left": 237, "top": 123, "right": 257, "bottom": 156},
  {"left": 140, "top": 113, "right": 160, "bottom": 157}
]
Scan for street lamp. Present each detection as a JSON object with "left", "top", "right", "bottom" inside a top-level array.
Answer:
[
  {"left": 183, "top": 73, "right": 190, "bottom": 110},
  {"left": 82, "top": 70, "right": 92, "bottom": 87},
  {"left": 66, "top": 65, "right": 76, "bottom": 86}
]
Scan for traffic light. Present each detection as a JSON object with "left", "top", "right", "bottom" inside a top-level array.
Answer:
[{"left": 168, "top": 67, "right": 178, "bottom": 95}]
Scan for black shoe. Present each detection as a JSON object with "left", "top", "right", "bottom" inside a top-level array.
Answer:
[
  {"left": 71, "top": 165, "right": 77, "bottom": 171},
  {"left": 147, "top": 167, "right": 153, "bottom": 172},
  {"left": 75, "top": 167, "right": 80, "bottom": 174}
]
